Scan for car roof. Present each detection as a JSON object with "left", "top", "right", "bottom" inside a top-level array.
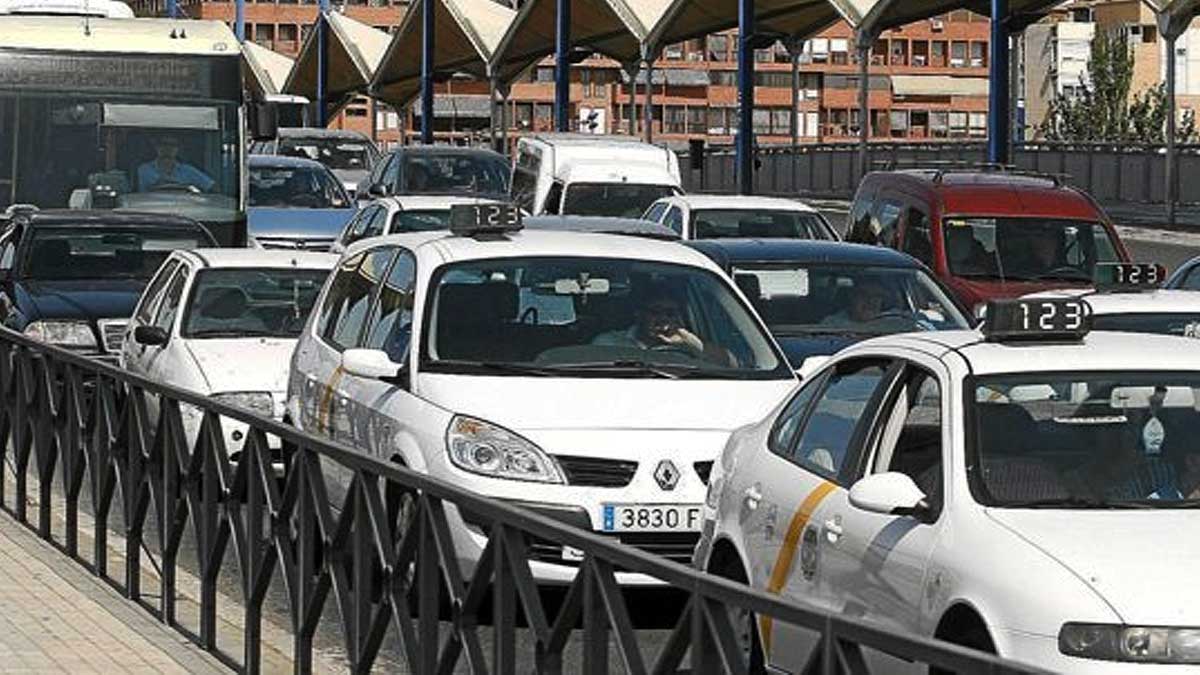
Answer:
[
  {"left": 276, "top": 128, "right": 371, "bottom": 141},
  {"left": 373, "top": 195, "right": 506, "bottom": 210},
  {"left": 179, "top": 248, "right": 338, "bottom": 270},
  {"left": 847, "top": 329, "right": 1200, "bottom": 375},
  {"left": 387, "top": 145, "right": 507, "bottom": 160},
  {"left": 23, "top": 209, "right": 203, "bottom": 228},
  {"left": 1029, "top": 288, "right": 1200, "bottom": 314},
  {"left": 684, "top": 239, "right": 920, "bottom": 267},
  {"left": 523, "top": 215, "right": 680, "bottom": 240},
  {"left": 344, "top": 228, "right": 718, "bottom": 271},
  {"left": 870, "top": 170, "right": 1104, "bottom": 221},
  {"left": 523, "top": 133, "right": 657, "bottom": 148},
  {"left": 248, "top": 154, "right": 328, "bottom": 169},
  {"left": 665, "top": 194, "right": 819, "bottom": 212}
]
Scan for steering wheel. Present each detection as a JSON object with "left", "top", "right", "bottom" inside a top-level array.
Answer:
[
  {"left": 650, "top": 343, "right": 695, "bottom": 356},
  {"left": 1032, "top": 266, "right": 1088, "bottom": 281},
  {"left": 873, "top": 309, "right": 915, "bottom": 322},
  {"left": 519, "top": 306, "right": 539, "bottom": 325},
  {"left": 149, "top": 182, "right": 201, "bottom": 194}
]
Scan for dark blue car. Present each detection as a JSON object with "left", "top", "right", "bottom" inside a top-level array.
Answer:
[
  {"left": 685, "top": 239, "right": 971, "bottom": 369},
  {"left": 0, "top": 209, "right": 215, "bottom": 360},
  {"left": 1165, "top": 256, "right": 1200, "bottom": 290},
  {"left": 248, "top": 155, "right": 356, "bottom": 251}
]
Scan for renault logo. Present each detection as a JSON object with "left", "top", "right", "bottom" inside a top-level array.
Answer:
[{"left": 654, "top": 459, "right": 680, "bottom": 491}]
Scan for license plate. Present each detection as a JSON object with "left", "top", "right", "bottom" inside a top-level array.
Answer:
[{"left": 602, "top": 504, "right": 703, "bottom": 532}]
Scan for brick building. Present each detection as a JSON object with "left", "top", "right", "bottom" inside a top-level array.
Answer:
[{"left": 130, "top": 0, "right": 993, "bottom": 150}]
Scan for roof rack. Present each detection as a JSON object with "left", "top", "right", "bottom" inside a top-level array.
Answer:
[{"left": 882, "top": 161, "right": 1070, "bottom": 187}]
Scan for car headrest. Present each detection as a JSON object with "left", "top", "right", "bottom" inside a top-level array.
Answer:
[
  {"left": 975, "top": 403, "right": 1038, "bottom": 455},
  {"left": 199, "top": 287, "right": 249, "bottom": 320},
  {"left": 733, "top": 272, "right": 761, "bottom": 300},
  {"left": 437, "top": 282, "right": 519, "bottom": 325}
]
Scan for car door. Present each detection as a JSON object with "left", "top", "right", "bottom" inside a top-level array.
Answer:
[
  {"left": 140, "top": 262, "right": 191, "bottom": 385},
  {"left": 899, "top": 205, "right": 935, "bottom": 269},
  {"left": 754, "top": 358, "right": 898, "bottom": 673},
  {"left": 815, "top": 357, "right": 947, "bottom": 637},
  {"left": 342, "top": 248, "right": 418, "bottom": 462},
  {"left": 663, "top": 206, "right": 685, "bottom": 237},
  {"left": 121, "top": 257, "right": 180, "bottom": 372}
]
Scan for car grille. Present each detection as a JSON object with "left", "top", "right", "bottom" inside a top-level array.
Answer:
[
  {"left": 693, "top": 461, "right": 713, "bottom": 485},
  {"left": 97, "top": 319, "right": 127, "bottom": 354},
  {"left": 555, "top": 455, "right": 638, "bottom": 488},
  {"left": 528, "top": 531, "right": 700, "bottom": 568},
  {"left": 254, "top": 236, "right": 336, "bottom": 252}
]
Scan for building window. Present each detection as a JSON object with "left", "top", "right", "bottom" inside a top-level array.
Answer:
[
  {"left": 970, "top": 41, "right": 986, "bottom": 67},
  {"left": 931, "top": 40, "right": 947, "bottom": 67},
  {"left": 665, "top": 106, "right": 687, "bottom": 133},
  {"left": 969, "top": 112, "right": 986, "bottom": 137},
  {"left": 535, "top": 67, "right": 554, "bottom": 83},
  {"left": 711, "top": 70, "right": 736, "bottom": 86},
  {"left": 830, "top": 38, "right": 849, "bottom": 65},
  {"left": 514, "top": 103, "right": 533, "bottom": 130},
  {"left": 664, "top": 42, "right": 684, "bottom": 60},
  {"left": 930, "top": 111, "right": 948, "bottom": 138},
  {"left": 278, "top": 24, "right": 297, "bottom": 42},
  {"left": 949, "top": 111, "right": 968, "bottom": 137},
  {"left": 771, "top": 108, "right": 792, "bottom": 135},
  {"left": 687, "top": 107, "right": 705, "bottom": 134},
  {"left": 950, "top": 41, "right": 968, "bottom": 67},
  {"left": 707, "top": 107, "right": 732, "bottom": 135},
  {"left": 755, "top": 71, "right": 790, "bottom": 87},
  {"left": 255, "top": 23, "right": 275, "bottom": 47},
  {"left": 890, "top": 110, "right": 909, "bottom": 137},
  {"left": 534, "top": 103, "right": 553, "bottom": 129}
]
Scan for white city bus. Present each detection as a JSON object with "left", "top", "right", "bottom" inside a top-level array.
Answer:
[{"left": 0, "top": 12, "right": 259, "bottom": 245}]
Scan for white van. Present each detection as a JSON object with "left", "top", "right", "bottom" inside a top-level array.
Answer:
[{"left": 510, "top": 134, "right": 683, "bottom": 218}]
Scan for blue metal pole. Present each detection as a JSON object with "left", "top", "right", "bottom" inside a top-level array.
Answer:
[
  {"left": 316, "top": 9, "right": 329, "bottom": 127},
  {"left": 736, "top": 0, "right": 754, "bottom": 194},
  {"left": 554, "top": 0, "right": 571, "bottom": 131},
  {"left": 234, "top": 0, "right": 245, "bottom": 42},
  {"left": 421, "top": 0, "right": 435, "bottom": 143},
  {"left": 987, "top": 0, "right": 1010, "bottom": 164}
]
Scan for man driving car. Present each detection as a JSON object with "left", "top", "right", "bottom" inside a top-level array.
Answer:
[
  {"left": 137, "top": 134, "right": 215, "bottom": 193},
  {"left": 592, "top": 289, "right": 733, "bottom": 365}
]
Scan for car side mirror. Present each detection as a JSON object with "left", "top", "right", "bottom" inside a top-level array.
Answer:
[
  {"left": 342, "top": 348, "right": 408, "bottom": 389},
  {"left": 133, "top": 325, "right": 169, "bottom": 347},
  {"left": 795, "top": 354, "right": 831, "bottom": 380},
  {"left": 848, "top": 472, "right": 931, "bottom": 521},
  {"left": 367, "top": 183, "right": 387, "bottom": 198}
]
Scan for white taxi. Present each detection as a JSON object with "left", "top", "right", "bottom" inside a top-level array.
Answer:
[
  {"left": 696, "top": 297, "right": 1200, "bottom": 673},
  {"left": 329, "top": 195, "right": 508, "bottom": 253},
  {"left": 121, "top": 249, "right": 336, "bottom": 456},
  {"left": 288, "top": 205, "right": 797, "bottom": 583}
]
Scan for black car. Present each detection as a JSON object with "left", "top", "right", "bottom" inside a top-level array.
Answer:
[
  {"left": 0, "top": 209, "right": 216, "bottom": 359},
  {"left": 356, "top": 146, "right": 510, "bottom": 201},
  {"left": 685, "top": 239, "right": 972, "bottom": 370}
]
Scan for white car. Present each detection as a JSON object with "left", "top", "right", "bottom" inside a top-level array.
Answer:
[
  {"left": 642, "top": 194, "right": 839, "bottom": 241},
  {"left": 288, "top": 206, "right": 797, "bottom": 584},
  {"left": 121, "top": 249, "right": 337, "bottom": 457},
  {"left": 696, "top": 297, "right": 1200, "bottom": 674},
  {"left": 329, "top": 195, "right": 508, "bottom": 253},
  {"left": 1024, "top": 263, "right": 1200, "bottom": 338}
]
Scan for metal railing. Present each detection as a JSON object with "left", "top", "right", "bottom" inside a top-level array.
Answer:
[
  {"left": 679, "top": 141, "right": 1200, "bottom": 206},
  {"left": 0, "top": 328, "right": 1046, "bottom": 674}
]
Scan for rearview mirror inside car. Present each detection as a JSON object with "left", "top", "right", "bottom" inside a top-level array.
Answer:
[{"left": 133, "top": 325, "right": 168, "bottom": 347}]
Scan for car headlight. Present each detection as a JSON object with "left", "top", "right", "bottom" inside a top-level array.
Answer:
[
  {"left": 704, "top": 473, "right": 725, "bottom": 510},
  {"left": 446, "top": 415, "right": 563, "bottom": 483},
  {"left": 212, "top": 392, "right": 276, "bottom": 419},
  {"left": 24, "top": 320, "right": 97, "bottom": 348},
  {"left": 1060, "top": 623, "right": 1200, "bottom": 664}
]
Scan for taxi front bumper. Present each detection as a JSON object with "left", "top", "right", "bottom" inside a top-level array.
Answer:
[{"left": 998, "top": 628, "right": 1200, "bottom": 674}]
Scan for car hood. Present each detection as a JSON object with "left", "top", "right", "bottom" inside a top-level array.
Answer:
[
  {"left": 417, "top": 374, "right": 794, "bottom": 432},
  {"left": 184, "top": 337, "right": 297, "bottom": 393},
  {"left": 950, "top": 276, "right": 1090, "bottom": 305},
  {"left": 986, "top": 509, "right": 1200, "bottom": 624},
  {"left": 247, "top": 207, "right": 357, "bottom": 238},
  {"left": 331, "top": 168, "right": 369, "bottom": 188},
  {"left": 775, "top": 334, "right": 862, "bottom": 368},
  {"left": 17, "top": 278, "right": 146, "bottom": 321}
]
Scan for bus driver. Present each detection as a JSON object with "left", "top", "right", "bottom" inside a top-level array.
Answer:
[{"left": 138, "top": 134, "right": 215, "bottom": 193}]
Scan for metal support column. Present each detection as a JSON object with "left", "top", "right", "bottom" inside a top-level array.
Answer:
[
  {"left": 736, "top": 0, "right": 755, "bottom": 195},
  {"left": 1165, "top": 28, "right": 1178, "bottom": 227},
  {"left": 625, "top": 61, "right": 640, "bottom": 136},
  {"left": 420, "top": 0, "right": 435, "bottom": 144},
  {"left": 1009, "top": 28, "right": 1022, "bottom": 156},
  {"left": 499, "top": 83, "right": 511, "bottom": 154},
  {"left": 489, "top": 76, "right": 500, "bottom": 151},
  {"left": 987, "top": 0, "right": 1010, "bottom": 164},
  {"left": 316, "top": 8, "right": 330, "bottom": 127},
  {"left": 234, "top": 0, "right": 245, "bottom": 41},
  {"left": 554, "top": 0, "right": 571, "bottom": 131},
  {"left": 643, "top": 50, "right": 656, "bottom": 143},
  {"left": 790, "top": 40, "right": 800, "bottom": 151},
  {"left": 856, "top": 36, "right": 870, "bottom": 181}
]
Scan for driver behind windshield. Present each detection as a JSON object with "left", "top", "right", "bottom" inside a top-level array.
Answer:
[
  {"left": 592, "top": 288, "right": 733, "bottom": 365},
  {"left": 138, "top": 134, "right": 214, "bottom": 193},
  {"left": 821, "top": 278, "right": 890, "bottom": 325},
  {"left": 1006, "top": 227, "right": 1064, "bottom": 278}
]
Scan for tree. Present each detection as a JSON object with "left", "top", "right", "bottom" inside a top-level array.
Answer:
[{"left": 1039, "top": 29, "right": 1196, "bottom": 143}]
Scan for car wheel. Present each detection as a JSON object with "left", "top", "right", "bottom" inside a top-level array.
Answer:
[{"left": 711, "top": 557, "right": 765, "bottom": 675}]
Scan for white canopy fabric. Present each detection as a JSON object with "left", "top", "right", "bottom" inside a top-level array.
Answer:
[
  {"left": 1142, "top": 0, "right": 1200, "bottom": 38},
  {"left": 371, "top": 0, "right": 518, "bottom": 108},
  {"left": 891, "top": 74, "right": 988, "bottom": 97},
  {"left": 489, "top": 0, "right": 675, "bottom": 82},
  {"left": 646, "top": 0, "right": 849, "bottom": 52},
  {"left": 284, "top": 12, "right": 391, "bottom": 111},
  {"left": 242, "top": 40, "right": 294, "bottom": 97}
]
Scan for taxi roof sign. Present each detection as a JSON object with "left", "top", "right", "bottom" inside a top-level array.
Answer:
[
  {"left": 449, "top": 203, "right": 523, "bottom": 237},
  {"left": 983, "top": 298, "right": 1092, "bottom": 342},
  {"left": 1093, "top": 263, "right": 1166, "bottom": 292}
]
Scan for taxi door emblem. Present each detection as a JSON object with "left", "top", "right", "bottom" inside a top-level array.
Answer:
[
  {"left": 654, "top": 460, "right": 680, "bottom": 491},
  {"left": 799, "top": 525, "right": 819, "bottom": 581}
]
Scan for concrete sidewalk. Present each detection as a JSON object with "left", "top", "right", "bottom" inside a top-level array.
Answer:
[{"left": 0, "top": 514, "right": 228, "bottom": 674}]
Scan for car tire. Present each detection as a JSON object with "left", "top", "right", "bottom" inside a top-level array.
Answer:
[
  {"left": 710, "top": 558, "right": 765, "bottom": 675},
  {"left": 930, "top": 614, "right": 995, "bottom": 675}
]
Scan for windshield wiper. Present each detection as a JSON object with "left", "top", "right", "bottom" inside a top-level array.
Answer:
[
  {"left": 546, "top": 360, "right": 688, "bottom": 379},
  {"left": 189, "top": 329, "right": 279, "bottom": 338},
  {"left": 769, "top": 327, "right": 878, "bottom": 338},
  {"left": 427, "top": 360, "right": 562, "bottom": 376},
  {"left": 1001, "top": 496, "right": 1158, "bottom": 509}
]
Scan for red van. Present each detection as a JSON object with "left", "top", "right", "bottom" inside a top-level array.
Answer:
[{"left": 846, "top": 169, "right": 1130, "bottom": 313}]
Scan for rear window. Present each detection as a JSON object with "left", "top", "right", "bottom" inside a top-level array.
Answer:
[
  {"left": 692, "top": 208, "right": 835, "bottom": 240},
  {"left": 562, "top": 183, "right": 678, "bottom": 218}
]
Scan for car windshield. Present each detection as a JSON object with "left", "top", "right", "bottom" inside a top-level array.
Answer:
[
  {"left": 392, "top": 210, "right": 451, "bottom": 233},
  {"left": 279, "top": 138, "right": 376, "bottom": 171},
  {"left": 731, "top": 264, "right": 969, "bottom": 336},
  {"left": 971, "top": 373, "right": 1200, "bottom": 508},
  {"left": 943, "top": 217, "right": 1121, "bottom": 282},
  {"left": 563, "top": 183, "right": 678, "bottom": 218},
  {"left": 249, "top": 165, "right": 349, "bottom": 209},
  {"left": 423, "top": 257, "right": 791, "bottom": 379},
  {"left": 693, "top": 209, "right": 834, "bottom": 240},
  {"left": 20, "top": 226, "right": 209, "bottom": 280},
  {"left": 401, "top": 154, "right": 508, "bottom": 196},
  {"left": 1092, "top": 312, "right": 1200, "bottom": 338},
  {"left": 182, "top": 268, "right": 329, "bottom": 339}
]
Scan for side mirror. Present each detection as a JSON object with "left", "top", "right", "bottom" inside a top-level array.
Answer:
[
  {"left": 367, "top": 183, "right": 387, "bottom": 198},
  {"left": 342, "top": 348, "right": 408, "bottom": 388},
  {"left": 133, "top": 324, "right": 169, "bottom": 347},
  {"left": 795, "top": 354, "right": 831, "bottom": 380},
  {"left": 848, "top": 472, "right": 931, "bottom": 521}
]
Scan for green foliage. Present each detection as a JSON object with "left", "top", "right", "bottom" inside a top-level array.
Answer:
[{"left": 1039, "top": 29, "right": 1196, "bottom": 143}]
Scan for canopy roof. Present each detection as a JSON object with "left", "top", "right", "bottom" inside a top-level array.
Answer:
[
  {"left": 284, "top": 11, "right": 391, "bottom": 111},
  {"left": 1142, "top": 0, "right": 1200, "bottom": 38},
  {"left": 242, "top": 40, "right": 294, "bottom": 98},
  {"left": 490, "top": 0, "right": 674, "bottom": 80},
  {"left": 371, "top": 0, "right": 518, "bottom": 108},
  {"left": 646, "top": 0, "right": 870, "bottom": 50}
]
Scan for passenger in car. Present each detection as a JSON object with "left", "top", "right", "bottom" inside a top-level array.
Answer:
[{"left": 591, "top": 288, "right": 733, "bottom": 365}]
